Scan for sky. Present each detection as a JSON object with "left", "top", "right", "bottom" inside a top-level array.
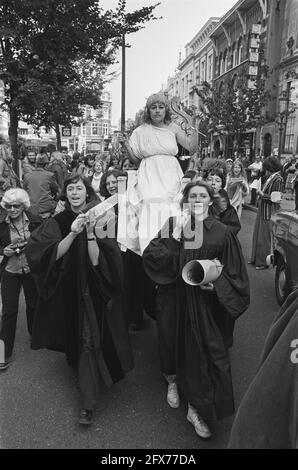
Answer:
[{"left": 100, "top": 0, "right": 237, "bottom": 126}]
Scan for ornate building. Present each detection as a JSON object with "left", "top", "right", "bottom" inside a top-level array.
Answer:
[
  {"left": 210, "top": 0, "right": 267, "bottom": 158},
  {"left": 261, "top": 0, "right": 298, "bottom": 158},
  {"left": 62, "top": 90, "right": 113, "bottom": 155}
]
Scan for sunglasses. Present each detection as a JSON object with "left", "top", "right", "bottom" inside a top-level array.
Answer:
[{"left": 4, "top": 204, "right": 21, "bottom": 209}]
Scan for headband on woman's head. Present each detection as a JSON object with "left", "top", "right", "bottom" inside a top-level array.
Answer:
[{"left": 146, "top": 93, "right": 168, "bottom": 108}]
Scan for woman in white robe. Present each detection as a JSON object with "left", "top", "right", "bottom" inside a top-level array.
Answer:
[{"left": 119, "top": 93, "right": 197, "bottom": 253}]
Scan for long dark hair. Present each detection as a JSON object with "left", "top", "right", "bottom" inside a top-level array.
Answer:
[
  {"left": 60, "top": 174, "right": 98, "bottom": 209},
  {"left": 99, "top": 169, "right": 127, "bottom": 199}
]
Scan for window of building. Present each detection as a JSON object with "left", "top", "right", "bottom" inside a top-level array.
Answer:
[
  {"left": 103, "top": 123, "right": 109, "bottom": 137},
  {"left": 102, "top": 106, "right": 109, "bottom": 119},
  {"left": 238, "top": 38, "right": 243, "bottom": 64},
  {"left": 92, "top": 122, "right": 99, "bottom": 135},
  {"left": 232, "top": 43, "right": 238, "bottom": 67},
  {"left": 218, "top": 54, "right": 222, "bottom": 75},
  {"left": 207, "top": 54, "right": 213, "bottom": 81},
  {"left": 201, "top": 60, "right": 205, "bottom": 82},
  {"left": 220, "top": 53, "right": 225, "bottom": 75},
  {"left": 82, "top": 124, "right": 86, "bottom": 136},
  {"left": 181, "top": 77, "right": 184, "bottom": 97},
  {"left": 18, "top": 128, "right": 28, "bottom": 135},
  {"left": 223, "top": 49, "right": 228, "bottom": 73},
  {"left": 195, "top": 65, "right": 200, "bottom": 84},
  {"left": 285, "top": 116, "right": 295, "bottom": 153}
]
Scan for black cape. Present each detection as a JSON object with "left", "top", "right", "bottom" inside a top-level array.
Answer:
[
  {"left": 143, "top": 216, "right": 250, "bottom": 423},
  {"left": 228, "top": 289, "right": 298, "bottom": 449},
  {"left": 25, "top": 208, "right": 133, "bottom": 386}
]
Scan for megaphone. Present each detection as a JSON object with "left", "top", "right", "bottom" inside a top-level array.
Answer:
[{"left": 182, "top": 259, "right": 223, "bottom": 286}]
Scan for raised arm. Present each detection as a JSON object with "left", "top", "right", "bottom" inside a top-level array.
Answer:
[{"left": 169, "top": 122, "right": 198, "bottom": 155}]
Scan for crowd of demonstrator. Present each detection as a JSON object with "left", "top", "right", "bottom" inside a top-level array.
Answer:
[{"left": 0, "top": 93, "right": 297, "bottom": 447}]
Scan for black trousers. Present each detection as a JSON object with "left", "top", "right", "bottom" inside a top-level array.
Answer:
[
  {"left": 156, "top": 284, "right": 177, "bottom": 376},
  {"left": 0, "top": 270, "right": 37, "bottom": 359}
]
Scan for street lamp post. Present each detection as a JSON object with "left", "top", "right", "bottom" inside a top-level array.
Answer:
[
  {"left": 121, "top": 34, "right": 126, "bottom": 133},
  {"left": 277, "top": 89, "right": 296, "bottom": 159}
]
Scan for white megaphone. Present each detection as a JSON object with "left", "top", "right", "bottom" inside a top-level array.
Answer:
[{"left": 182, "top": 259, "right": 223, "bottom": 286}]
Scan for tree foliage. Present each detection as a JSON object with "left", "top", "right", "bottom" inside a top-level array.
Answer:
[
  {"left": 196, "top": 65, "right": 272, "bottom": 150},
  {"left": 0, "top": 0, "right": 160, "bottom": 158}
]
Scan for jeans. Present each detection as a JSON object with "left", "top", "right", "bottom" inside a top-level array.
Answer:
[{"left": 0, "top": 270, "right": 37, "bottom": 359}]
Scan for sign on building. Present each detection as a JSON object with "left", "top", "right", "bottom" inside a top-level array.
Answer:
[
  {"left": 252, "top": 24, "right": 262, "bottom": 35},
  {"left": 250, "top": 38, "right": 260, "bottom": 49},
  {"left": 62, "top": 127, "right": 72, "bottom": 137},
  {"left": 249, "top": 66, "right": 258, "bottom": 76},
  {"left": 249, "top": 52, "right": 259, "bottom": 62},
  {"left": 248, "top": 79, "right": 256, "bottom": 89}
]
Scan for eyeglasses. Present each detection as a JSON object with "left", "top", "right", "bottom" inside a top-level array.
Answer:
[{"left": 4, "top": 204, "right": 21, "bottom": 209}]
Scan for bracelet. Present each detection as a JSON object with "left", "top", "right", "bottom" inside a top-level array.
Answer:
[{"left": 87, "top": 237, "right": 96, "bottom": 241}]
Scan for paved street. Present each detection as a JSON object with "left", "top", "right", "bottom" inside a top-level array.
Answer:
[{"left": 0, "top": 206, "right": 292, "bottom": 449}]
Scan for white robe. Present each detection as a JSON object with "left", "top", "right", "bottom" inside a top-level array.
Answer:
[{"left": 118, "top": 124, "right": 183, "bottom": 254}]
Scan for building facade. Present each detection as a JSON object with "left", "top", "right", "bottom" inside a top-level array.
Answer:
[
  {"left": 210, "top": 0, "right": 267, "bottom": 158},
  {"left": 61, "top": 90, "right": 113, "bottom": 155},
  {"left": 261, "top": 0, "right": 298, "bottom": 158},
  {"left": 161, "top": 0, "right": 298, "bottom": 161}
]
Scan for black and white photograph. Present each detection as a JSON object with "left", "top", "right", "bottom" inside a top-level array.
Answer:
[{"left": 0, "top": 0, "right": 298, "bottom": 452}]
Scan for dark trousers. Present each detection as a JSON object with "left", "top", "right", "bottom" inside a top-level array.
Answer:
[
  {"left": 78, "top": 313, "right": 100, "bottom": 411},
  {"left": 250, "top": 188, "right": 257, "bottom": 206},
  {"left": 156, "top": 284, "right": 177, "bottom": 376},
  {"left": 295, "top": 184, "right": 298, "bottom": 211},
  {"left": 123, "top": 250, "right": 156, "bottom": 326},
  {"left": 0, "top": 270, "right": 37, "bottom": 359}
]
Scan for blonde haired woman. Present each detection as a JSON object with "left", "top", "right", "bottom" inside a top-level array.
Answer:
[{"left": 0, "top": 188, "right": 41, "bottom": 370}]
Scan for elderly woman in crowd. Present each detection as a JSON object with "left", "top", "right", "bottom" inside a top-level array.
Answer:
[
  {"left": 249, "top": 156, "right": 283, "bottom": 270},
  {"left": 0, "top": 189, "right": 41, "bottom": 370},
  {"left": 143, "top": 181, "right": 250, "bottom": 439},
  {"left": 25, "top": 174, "right": 133, "bottom": 425}
]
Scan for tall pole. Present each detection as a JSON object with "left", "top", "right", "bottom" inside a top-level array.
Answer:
[{"left": 121, "top": 34, "right": 126, "bottom": 133}]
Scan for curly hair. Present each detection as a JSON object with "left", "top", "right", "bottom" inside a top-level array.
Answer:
[
  {"left": 143, "top": 93, "right": 172, "bottom": 125},
  {"left": 99, "top": 169, "right": 127, "bottom": 199},
  {"left": 59, "top": 174, "right": 98, "bottom": 208},
  {"left": 262, "top": 156, "right": 282, "bottom": 174},
  {"left": 1, "top": 188, "right": 30, "bottom": 209}
]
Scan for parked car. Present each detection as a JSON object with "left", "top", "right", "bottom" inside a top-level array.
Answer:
[{"left": 269, "top": 210, "right": 298, "bottom": 305}]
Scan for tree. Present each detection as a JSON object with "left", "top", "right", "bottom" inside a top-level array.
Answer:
[
  {"left": 195, "top": 64, "right": 272, "bottom": 155},
  {"left": 0, "top": 0, "right": 160, "bottom": 168}
]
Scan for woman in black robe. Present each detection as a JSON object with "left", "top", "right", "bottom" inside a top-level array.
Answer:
[
  {"left": 25, "top": 174, "right": 133, "bottom": 425},
  {"left": 205, "top": 168, "right": 241, "bottom": 235},
  {"left": 143, "top": 181, "right": 250, "bottom": 439}
]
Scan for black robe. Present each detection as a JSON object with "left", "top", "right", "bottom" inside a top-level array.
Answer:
[
  {"left": 143, "top": 216, "right": 250, "bottom": 423},
  {"left": 210, "top": 189, "right": 241, "bottom": 236},
  {"left": 25, "top": 208, "right": 133, "bottom": 387},
  {"left": 228, "top": 289, "right": 298, "bottom": 449}
]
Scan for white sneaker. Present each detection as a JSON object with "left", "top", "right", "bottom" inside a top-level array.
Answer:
[
  {"left": 167, "top": 382, "right": 180, "bottom": 408},
  {"left": 187, "top": 409, "right": 212, "bottom": 439}
]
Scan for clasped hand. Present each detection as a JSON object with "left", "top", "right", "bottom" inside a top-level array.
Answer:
[
  {"left": 71, "top": 212, "right": 97, "bottom": 235},
  {"left": 200, "top": 282, "right": 214, "bottom": 291},
  {"left": 3, "top": 243, "right": 17, "bottom": 257}
]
